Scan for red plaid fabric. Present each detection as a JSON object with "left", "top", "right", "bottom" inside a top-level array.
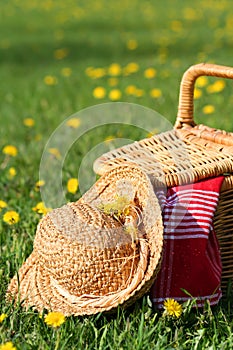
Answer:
[{"left": 150, "top": 176, "right": 224, "bottom": 308}]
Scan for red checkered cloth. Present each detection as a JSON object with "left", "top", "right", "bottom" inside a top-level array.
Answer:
[{"left": 150, "top": 176, "right": 224, "bottom": 308}]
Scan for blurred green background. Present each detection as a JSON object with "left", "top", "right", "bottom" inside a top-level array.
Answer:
[{"left": 0, "top": 1, "right": 233, "bottom": 349}]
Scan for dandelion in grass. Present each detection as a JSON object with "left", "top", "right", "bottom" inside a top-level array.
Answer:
[
  {"left": 109, "top": 89, "right": 122, "bottom": 101},
  {"left": 44, "top": 311, "right": 65, "bottom": 328},
  {"left": 123, "top": 62, "right": 139, "bottom": 75},
  {"left": 35, "top": 134, "right": 42, "bottom": 142},
  {"left": 93, "top": 86, "right": 106, "bottom": 99},
  {"left": 150, "top": 88, "right": 162, "bottom": 99},
  {"left": 0, "top": 313, "right": 7, "bottom": 323},
  {"left": 147, "top": 128, "right": 159, "bottom": 138},
  {"left": 34, "top": 180, "right": 45, "bottom": 192},
  {"left": 203, "top": 104, "right": 215, "bottom": 114},
  {"left": 194, "top": 88, "right": 202, "bottom": 99},
  {"left": 32, "top": 202, "right": 51, "bottom": 215},
  {"left": 93, "top": 68, "right": 106, "bottom": 79},
  {"left": 54, "top": 48, "right": 69, "bottom": 60},
  {"left": 207, "top": 80, "right": 225, "bottom": 93},
  {"left": 61, "top": 67, "right": 72, "bottom": 77},
  {"left": 8, "top": 167, "right": 16, "bottom": 179},
  {"left": 196, "top": 76, "right": 208, "bottom": 87},
  {"left": 126, "top": 39, "right": 138, "bottom": 50},
  {"left": 144, "top": 68, "right": 157, "bottom": 79},
  {"left": 23, "top": 118, "right": 35, "bottom": 127},
  {"left": 48, "top": 148, "right": 61, "bottom": 159},
  {"left": 44, "top": 75, "right": 57, "bottom": 86},
  {"left": 88, "top": 68, "right": 106, "bottom": 79},
  {"left": 0, "top": 342, "right": 16, "bottom": 350},
  {"left": 66, "top": 118, "right": 81, "bottom": 128},
  {"left": 108, "top": 78, "right": 118, "bottom": 87},
  {"left": 163, "top": 299, "right": 182, "bottom": 318},
  {"left": 108, "top": 63, "right": 121, "bottom": 76},
  {"left": 170, "top": 20, "right": 183, "bottom": 32},
  {"left": 125, "top": 85, "right": 137, "bottom": 95},
  {"left": 67, "top": 178, "right": 79, "bottom": 194},
  {"left": 2, "top": 145, "right": 18, "bottom": 157},
  {"left": 134, "top": 89, "right": 144, "bottom": 97},
  {"left": 3, "top": 211, "right": 19, "bottom": 225},
  {"left": 0, "top": 200, "right": 7, "bottom": 211},
  {"left": 104, "top": 135, "right": 115, "bottom": 144}
]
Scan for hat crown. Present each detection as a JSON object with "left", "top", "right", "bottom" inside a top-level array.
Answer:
[{"left": 33, "top": 201, "right": 140, "bottom": 296}]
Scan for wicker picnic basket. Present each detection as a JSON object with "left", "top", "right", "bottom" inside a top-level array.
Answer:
[{"left": 94, "top": 63, "right": 233, "bottom": 292}]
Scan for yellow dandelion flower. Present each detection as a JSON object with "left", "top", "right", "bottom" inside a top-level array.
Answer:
[
  {"left": 108, "top": 78, "right": 118, "bottom": 87},
  {"left": 0, "top": 200, "right": 7, "bottom": 211},
  {"left": 48, "top": 148, "right": 61, "bottom": 159},
  {"left": 34, "top": 180, "right": 45, "bottom": 192},
  {"left": 0, "top": 314, "right": 7, "bottom": 323},
  {"left": 0, "top": 341, "right": 16, "bottom": 350},
  {"left": 125, "top": 85, "right": 137, "bottom": 95},
  {"left": 67, "top": 178, "right": 79, "bottom": 194},
  {"left": 94, "top": 68, "right": 106, "bottom": 79},
  {"left": 170, "top": 20, "right": 183, "bottom": 32},
  {"left": 85, "top": 67, "right": 104, "bottom": 79},
  {"left": 3, "top": 211, "right": 20, "bottom": 225},
  {"left": 134, "top": 89, "right": 144, "bottom": 97},
  {"left": 23, "top": 118, "right": 35, "bottom": 127},
  {"left": 2, "top": 145, "right": 18, "bottom": 157},
  {"left": 194, "top": 88, "right": 202, "bottom": 99},
  {"left": 126, "top": 39, "right": 138, "bottom": 50},
  {"left": 66, "top": 118, "right": 81, "bottom": 128},
  {"left": 108, "top": 89, "right": 122, "bottom": 101},
  {"left": 99, "top": 195, "right": 131, "bottom": 218},
  {"left": 124, "top": 62, "right": 139, "bottom": 74},
  {"left": 163, "top": 299, "right": 182, "bottom": 318},
  {"left": 32, "top": 202, "right": 51, "bottom": 215},
  {"left": 54, "top": 48, "right": 69, "bottom": 60},
  {"left": 85, "top": 66, "right": 94, "bottom": 76},
  {"left": 183, "top": 7, "right": 198, "bottom": 20},
  {"left": 93, "top": 86, "right": 106, "bottom": 99},
  {"left": 144, "top": 68, "right": 157, "bottom": 79},
  {"left": 196, "top": 76, "right": 208, "bottom": 87},
  {"left": 108, "top": 63, "right": 122, "bottom": 76},
  {"left": 8, "top": 167, "right": 16, "bottom": 178},
  {"left": 206, "top": 80, "right": 226, "bottom": 93},
  {"left": 202, "top": 104, "right": 215, "bottom": 114},
  {"left": 44, "top": 311, "right": 65, "bottom": 328},
  {"left": 44, "top": 75, "right": 57, "bottom": 86},
  {"left": 35, "top": 134, "right": 42, "bottom": 141},
  {"left": 150, "top": 88, "right": 162, "bottom": 99},
  {"left": 61, "top": 67, "right": 72, "bottom": 77},
  {"left": 104, "top": 135, "right": 115, "bottom": 143},
  {"left": 147, "top": 128, "right": 159, "bottom": 137}
]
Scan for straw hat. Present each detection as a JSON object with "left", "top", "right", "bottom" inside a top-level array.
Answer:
[{"left": 7, "top": 164, "right": 163, "bottom": 316}]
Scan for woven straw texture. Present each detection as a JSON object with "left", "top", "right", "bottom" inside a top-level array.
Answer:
[
  {"left": 94, "top": 63, "right": 233, "bottom": 290},
  {"left": 7, "top": 164, "right": 163, "bottom": 316}
]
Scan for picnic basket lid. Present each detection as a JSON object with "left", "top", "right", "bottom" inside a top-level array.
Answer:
[
  {"left": 93, "top": 63, "right": 233, "bottom": 189},
  {"left": 7, "top": 164, "right": 163, "bottom": 316}
]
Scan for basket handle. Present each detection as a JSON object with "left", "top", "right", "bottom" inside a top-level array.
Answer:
[{"left": 174, "top": 63, "right": 233, "bottom": 129}]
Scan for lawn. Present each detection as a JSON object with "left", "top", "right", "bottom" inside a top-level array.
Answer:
[{"left": 0, "top": 0, "right": 233, "bottom": 349}]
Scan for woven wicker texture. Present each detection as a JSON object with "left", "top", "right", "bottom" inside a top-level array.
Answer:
[
  {"left": 7, "top": 164, "right": 163, "bottom": 316},
  {"left": 93, "top": 63, "right": 233, "bottom": 290},
  {"left": 93, "top": 128, "right": 233, "bottom": 188}
]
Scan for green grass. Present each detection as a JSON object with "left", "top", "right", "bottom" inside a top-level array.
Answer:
[{"left": 0, "top": 0, "right": 233, "bottom": 349}]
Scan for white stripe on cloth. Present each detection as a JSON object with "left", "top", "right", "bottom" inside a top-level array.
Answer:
[
  {"left": 163, "top": 234, "right": 212, "bottom": 240},
  {"left": 152, "top": 290, "right": 222, "bottom": 308}
]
